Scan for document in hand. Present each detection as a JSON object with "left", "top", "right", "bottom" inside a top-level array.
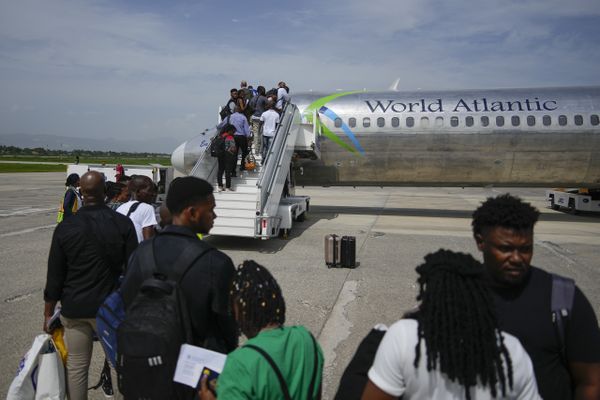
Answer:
[{"left": 173, "top": 344, "right": 227, "bottom": 388}]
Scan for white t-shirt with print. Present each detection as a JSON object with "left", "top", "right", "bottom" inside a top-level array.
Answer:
[
  {"left": 116, "top": 200, "right": 157, "bottom": 243},
  {"left": 260, "top": 109, "right": 280, "bottom": 137},
  {"left": 368, "top": 319, "right": 541, "bottom": 400}
]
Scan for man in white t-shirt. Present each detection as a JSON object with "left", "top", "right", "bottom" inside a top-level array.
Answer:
[
  {"left": 117, "top": 176, "right": 157, "bottom": 243},
  {"left": 259, "top": 102, "right": 280, "bottom": 160},
  {"left": 276, "top": 81, "right": 290, "bottom": 111}
]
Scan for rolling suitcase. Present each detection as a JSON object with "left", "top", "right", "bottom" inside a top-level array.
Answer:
[
  {"left": 324, "top": 234, "right": 339, "bottom": 267},
  {"left": 340, "top": 236, "right": 357, "bottom": 268}
]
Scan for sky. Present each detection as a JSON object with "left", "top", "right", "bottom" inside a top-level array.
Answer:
[{"left": 1, "top": 0, "right": 599, "bottom": 152}]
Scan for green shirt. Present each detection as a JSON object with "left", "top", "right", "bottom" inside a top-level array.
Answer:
[{"left": 217, "top": 326, "right": 323, "bottom": 399}]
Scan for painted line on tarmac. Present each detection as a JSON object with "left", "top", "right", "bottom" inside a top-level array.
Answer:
[
  {"left": 0, "top": 207, "right": 55, "bottom": 217},
  {"left": 0, "top": 224, "right": 55, "bottom": 238},
  {"left": 318, "top": 280, "right": 358, "bottom": 371}
]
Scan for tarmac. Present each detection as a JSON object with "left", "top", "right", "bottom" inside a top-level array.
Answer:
[{"left": 1, "top": 172, "right": 599, "bottom": 399}]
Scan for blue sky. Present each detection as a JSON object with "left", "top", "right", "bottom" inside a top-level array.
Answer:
[{"left": 1, "top": 0, "right": 599, "bottom": 152}]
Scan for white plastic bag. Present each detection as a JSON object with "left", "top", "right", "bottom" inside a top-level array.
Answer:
[{"left": 7, "top": 333, "right": 66, "bottom": 400}]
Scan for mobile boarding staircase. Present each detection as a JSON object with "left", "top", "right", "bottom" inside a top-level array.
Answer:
[{"left": 188, "top": 103, "right": 319, "bottom": 239}]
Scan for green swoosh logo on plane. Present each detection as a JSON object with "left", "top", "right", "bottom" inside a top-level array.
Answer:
[{"left": 304, "top": 91, "right": 363, "bottom": 155}]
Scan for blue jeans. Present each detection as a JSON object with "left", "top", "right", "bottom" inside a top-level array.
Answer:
[{"left": 262, "top": 136, "right": 273, "bottom": 160}]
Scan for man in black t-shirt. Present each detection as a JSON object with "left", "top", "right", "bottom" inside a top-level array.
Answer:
[
  {"left": 472, "top": 194, "right": 600, "bottom": 400},
  {"left": 120, "top": 177, "right": 238, "bottom": 353}
]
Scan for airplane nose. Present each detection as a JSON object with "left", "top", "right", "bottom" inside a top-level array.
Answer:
[{"left": 171, "top": 142, "right": 187, "bottom": 173}]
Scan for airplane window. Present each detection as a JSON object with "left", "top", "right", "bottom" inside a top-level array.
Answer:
[
  {"left": 481, "top": 116, "right": 489, "bottom": 127},
  {"left": 592, "top": 115, "right": 600, "bottom": 126},
  {"left": 435, "top": 117, "right": 444, "bottom": 127},
  {"left": 334, "top": 118, "right": 342, "bottom": 128},
  {"left": 450, "top": 116, "right": 459, "bottom": 127},
  {"left": 466, "top": 116, "right": 474, "bottom": 127},
  {"left": 406, "top": 117, "right": 414, "bottom": 127},
  {"left": 543, "top": 115, "right": 551, "bottom": 126},
  {"left": 363, "top": 117, "right": 371, "bottom": 128},
  {"left": 496, "top": 116, "right": 505, "bottom": 127},
  {"left": 511, "top": 116, "right": 520, "bottom": 126},
  {"left": 574, "top": 115, "right": 583, "bottom": 126},
  {"left": 558, "top": 115, "right": 567, "bottom": 126},
  {"left": 421, "top": 117, "right": 430, "bottom": 128},
  {"left": 349, "top": 117, "right": 356, "bottom": 128},
  {"left": 391, "top": 117, "right": 400, "bottom": 127},
  {"left": 377, "top": 117, "right": 385, "bottom": 128},
  {"left": 527, "top": 116, "right": 535, "bottom": 126}
]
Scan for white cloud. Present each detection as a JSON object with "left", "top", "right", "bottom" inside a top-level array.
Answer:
[{"left": 0, "top": 0, "right": 599, "bottom": 151}]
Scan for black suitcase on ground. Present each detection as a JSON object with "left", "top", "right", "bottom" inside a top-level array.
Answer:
[
  {"left": 324, "top": 234, "right": 339, "bottom": 267},
  {"left": 340, "top": 236, "right": 356, "bottom": 268}
]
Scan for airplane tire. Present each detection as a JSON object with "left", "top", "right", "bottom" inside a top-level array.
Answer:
[{"left": 567, "top": 199, "right": 578, "bottom": 215}]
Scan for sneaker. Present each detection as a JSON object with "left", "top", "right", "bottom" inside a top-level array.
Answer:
[
  {"left": 89, "top": 359, "right": 114, "bottom": 398},
  {"left": 225, "top": 187, "right": 235, "bottom": 192},
  {"left": 217, "top": 186, "right": 224, "bottom": 192}
]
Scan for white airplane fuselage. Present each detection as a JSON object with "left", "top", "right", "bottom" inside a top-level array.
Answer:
[{"left": 172, "top": 86, "right": 600, "bottom": 187}]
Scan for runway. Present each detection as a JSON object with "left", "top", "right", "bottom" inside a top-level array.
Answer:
[{"left": 1, "top": 172, "right": 599, "bottom": 399}]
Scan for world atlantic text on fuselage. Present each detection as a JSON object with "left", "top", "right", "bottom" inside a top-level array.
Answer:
[{"left": 364, "top": 98, "right": 558, "bottom": 114}]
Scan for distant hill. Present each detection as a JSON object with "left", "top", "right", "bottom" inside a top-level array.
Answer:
[{"left": 0, "top": 133, "right": 181, "bottom": 153}]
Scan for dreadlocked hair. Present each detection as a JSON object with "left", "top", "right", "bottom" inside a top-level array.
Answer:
[
  {"left": 472, "top": 193, "right": 540, "bottom": 236},
  {"left": 230, "top": 260, "right": 286, "bottom": 337},
  {"left": 413, "top": 249, "right": 513, "bottom": 400}
]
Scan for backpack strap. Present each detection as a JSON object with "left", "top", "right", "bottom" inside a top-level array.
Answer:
[
  {"left": 551, "top": 273, "right": 575, "bottom": 363},
  {"left": 136, "top": 236, "right": 214, "bottom": 283},
  {"left": 243, "top": 344, "right": 292, "bottom": 400},
  {"left": 126, "top": 201, "right": 141, "bottom": 217},
  {"left": 306, "top": 333, "right": 319, "bottom": 400}
]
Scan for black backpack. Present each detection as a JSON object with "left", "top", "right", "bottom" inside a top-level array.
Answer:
[
  {"left": 219, "top": 99, "right": 235, "bottom": 119},
  {"left": 210, "top": 133, "right": 227, "bottom": 158},
  {"left": 116, "top": 238, "right": 212, "bottom": 400}
]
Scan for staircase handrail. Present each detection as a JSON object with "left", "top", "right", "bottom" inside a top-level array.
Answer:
[
  {"left": 257, "top": 102, "right": 297, "bottom": 214},
  {"left": 189, "top": 126, "right": 219, "bottom": 181}
]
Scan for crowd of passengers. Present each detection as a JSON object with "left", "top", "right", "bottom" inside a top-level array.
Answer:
[
  {"left": 214, "top": 81, "right": 290, "bottom": 192},
  {"left": 43, "top": 155, "right": 600, "bottom": 397}
]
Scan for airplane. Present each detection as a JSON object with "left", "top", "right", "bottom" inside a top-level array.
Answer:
[{"left": 172, "top": 86, "right": 600, "bottom": 188}]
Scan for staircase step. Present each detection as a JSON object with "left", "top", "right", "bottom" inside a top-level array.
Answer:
[
  {"left": 213, "top": 192, "right": 257, "bottom": 202},
  {"left": 213, "top": 216, "right": 255, "bottom": 228},
  {"left": 214, "top": 208, "right": 258, "bottom": 218},
  {"left": 209, "top": 226, "right": 256, "bottom": 237},
  {"left": 214, "top": 200, "right": 257, "bottom": 210}
]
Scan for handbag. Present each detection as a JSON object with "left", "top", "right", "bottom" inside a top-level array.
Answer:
[{"left": 7, "top": 333, "right": 66, "bottom": 400}]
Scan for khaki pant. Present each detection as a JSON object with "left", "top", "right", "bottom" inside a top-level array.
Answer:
[
  {"left": 251, "top": 118, "right": 262, "bottom": 156},
  {"left": 60, "top": 316, "right": 97, "bottom": 400}
]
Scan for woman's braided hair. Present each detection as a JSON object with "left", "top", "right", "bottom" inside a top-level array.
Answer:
[
  {"left": 413, "top": 249, "right": 513, "bottom": 399},
  {"left": 230, "top": 260, "right": 286, "bottom": 337}
]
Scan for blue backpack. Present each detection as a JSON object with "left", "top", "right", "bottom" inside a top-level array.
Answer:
[{"left": 96, "top": 285, "right": 126, "bottom": 368}]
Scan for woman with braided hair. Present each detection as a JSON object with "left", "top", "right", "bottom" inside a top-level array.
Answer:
[
  {"left": 362, "top": 250, "right": 541, "bottom": 399},
  {"left": 199, "top": 260, "right": 324, "bottom": 400}
]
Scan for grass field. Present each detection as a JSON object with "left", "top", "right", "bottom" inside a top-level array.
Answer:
[
  {"left": 0, "top": 155, "right": 171, "bottom": 165},
  {"left": 0, "top": 163, "right": 67, "bottom": 173}
]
